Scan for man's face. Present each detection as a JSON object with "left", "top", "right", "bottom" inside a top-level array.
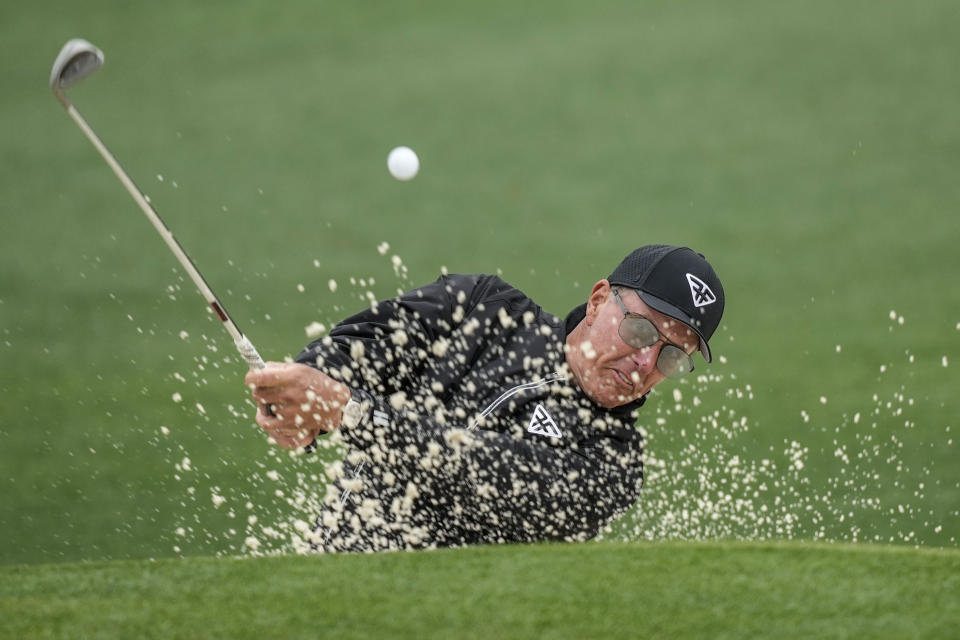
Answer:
[{"left": 567, "top": 281, "right": 699, "bottom": 408}]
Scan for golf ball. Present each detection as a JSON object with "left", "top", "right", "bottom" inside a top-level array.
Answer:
[{"left": 387, "top": 146, "right": 419, "bottom": 181}]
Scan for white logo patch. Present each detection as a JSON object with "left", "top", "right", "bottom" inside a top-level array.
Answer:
[
  {"left": 686, "top": 273, "right": 717, "bottom": 308},
  {"left": 527, "top": 404, "right": 561, "bottom": 439}
]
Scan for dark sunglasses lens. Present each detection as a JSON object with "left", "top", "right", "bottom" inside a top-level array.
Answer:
[
  {"left": 658, "top": 345, "right": 694, "bottom": 379},
  {"left": 619, "top": 316, "right": 660, "bottom": 349}
]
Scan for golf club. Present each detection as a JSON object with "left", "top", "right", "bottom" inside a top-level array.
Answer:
[{"left": 50, "top": 38, "right": 269, "bottom": 373}]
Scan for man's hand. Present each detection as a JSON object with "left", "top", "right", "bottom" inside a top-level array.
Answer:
[{"left": 245, "top": 362, "right": 352, "bottom": 450}]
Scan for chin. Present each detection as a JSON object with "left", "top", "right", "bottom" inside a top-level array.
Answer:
[{"left": 596, "top": 387, "right": 636, "bottom": 409}]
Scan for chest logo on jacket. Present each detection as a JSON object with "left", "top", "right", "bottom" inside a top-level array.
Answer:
[{"left": 528, "top": 404, "right": 562, "bottom": 439}]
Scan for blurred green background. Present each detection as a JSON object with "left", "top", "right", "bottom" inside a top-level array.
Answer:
[{"left": 1, "top": 0, "right": 957, "bottom": 565}]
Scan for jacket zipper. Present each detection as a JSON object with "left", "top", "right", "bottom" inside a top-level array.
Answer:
[{"left": 468, "top": 372, "right": 565, "bottom": 430}]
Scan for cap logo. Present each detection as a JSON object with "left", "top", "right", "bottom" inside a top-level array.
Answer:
[{"left": 686, "top": 273, "right": 717, "bottom": 308}]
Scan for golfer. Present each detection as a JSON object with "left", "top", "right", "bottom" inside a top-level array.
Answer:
[{"left": 246, "top": 244, "right": 725, "bottom": 551}]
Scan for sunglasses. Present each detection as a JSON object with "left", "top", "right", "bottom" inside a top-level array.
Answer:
[{"left": 611, "top": 288, "right": 695, "bottom": 379}]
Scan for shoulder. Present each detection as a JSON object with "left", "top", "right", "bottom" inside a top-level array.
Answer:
[
  {"left": 438, "top": 274, "right": 565, "bottom": 329},
  {"left": 438, "top": 273, "right": 533, "bottom": 306},
  {"left": 438, "top": 273, "right": 515, "bottom": 294}
]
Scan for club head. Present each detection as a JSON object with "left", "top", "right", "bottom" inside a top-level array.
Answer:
[{"left": 50, "top": 39, "right": 104, "bottom": 107}]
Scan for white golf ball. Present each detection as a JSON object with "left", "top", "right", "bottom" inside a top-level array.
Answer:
[{"left": 387, "top": 146, "right": 419, "bottom": 181}]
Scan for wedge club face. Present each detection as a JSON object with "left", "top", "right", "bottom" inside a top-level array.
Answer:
[{"left": 50, "top": 39, "right": 104, "bottom": 107}]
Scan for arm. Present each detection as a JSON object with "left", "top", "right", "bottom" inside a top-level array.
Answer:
[
  {"left": 294, "top": 273, "right": 520, "bottom": 395},
  {"left": 246, "top": 274, "right": 515, "bottom": 450}
]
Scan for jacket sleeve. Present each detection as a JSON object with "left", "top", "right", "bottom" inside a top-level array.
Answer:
[
  {"left": 295, "top": 273, "right": 513, "bottom": 397},
  {"left": 338, "top": 387, "right": 644, "bottom": 544}
]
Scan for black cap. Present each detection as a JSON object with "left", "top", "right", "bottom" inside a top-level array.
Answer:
[{"left": 607, "top": 245, "right": 725, "bottom": 362}]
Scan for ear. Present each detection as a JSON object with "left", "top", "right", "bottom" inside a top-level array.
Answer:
[{"left": 585, "top": 280, "right": 611, "bottom": 325}]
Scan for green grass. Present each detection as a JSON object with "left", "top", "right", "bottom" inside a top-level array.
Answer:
[
  {"left": 1, "top": 0, "right": 958, "bottom": 569},
  {"left": 2, "top": 541, "right": 958, "bottom": 639}
]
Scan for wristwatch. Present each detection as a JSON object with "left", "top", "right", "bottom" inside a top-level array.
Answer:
[
  {"left": 305, "top": 394, "right": 364, "bottom": 454},
  {"left": 340, "top": 396, "right": 364, "bottom": 429}
]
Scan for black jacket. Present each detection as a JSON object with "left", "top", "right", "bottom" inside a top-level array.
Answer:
[{"left": 296, "top": 273, "right": 645, "bottom": 551}]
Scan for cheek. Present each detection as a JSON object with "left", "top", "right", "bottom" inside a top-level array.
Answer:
[
  {"left": 596, "top": 337, "right": 632, "bottom": 362},
  {"left": 587, "top": 321, "right": 624, "bottom": 357},
  {"left": 601, "top": 316, "right": 622, "bottom": 342}
]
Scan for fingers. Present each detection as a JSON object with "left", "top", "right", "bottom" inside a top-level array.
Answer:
[
  {"left": 247, "top": 361, "right": 307, "bottom": 415},
  {"left": 254, "top": 403, "right": 320, "bottom": 450},
  {"left": 245, "top": 361, "right": 298, "bottom": 390},
  {"left": 248, "top": 385, "right": 329, "bottom": 419},
  {"left": 247, "top": 362, "right": 348, "bottom": 414},
  {"left": 247, "top": 362, "right": 346, "bottom": 449}
]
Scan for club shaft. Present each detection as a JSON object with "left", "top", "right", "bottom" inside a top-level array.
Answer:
[{"left": 64, "top": 103, "right": 265, "bottom": 371}]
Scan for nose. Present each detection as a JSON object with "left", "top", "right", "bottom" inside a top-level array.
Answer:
[{"left": 630, "top": 342, "right": 662, "bottom": 375}]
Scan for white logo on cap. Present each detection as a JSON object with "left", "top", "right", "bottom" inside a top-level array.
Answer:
[{"left": 686, "top": 273, "right": 717, "bottom": 308}]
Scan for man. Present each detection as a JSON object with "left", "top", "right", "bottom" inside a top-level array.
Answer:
[{"left": 246, "top": 244, "right": 725, "bottom": 551}]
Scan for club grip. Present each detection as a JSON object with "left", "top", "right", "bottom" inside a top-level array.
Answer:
[
  {"left": 235, "top": 334, "right": 276, "bottom": 417},
  {"left": 234, "top": 334, "right": 266, "bottom": 370}
]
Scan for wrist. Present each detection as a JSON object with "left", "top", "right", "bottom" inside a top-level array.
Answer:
[{"left": 339, "top": 392, "right": 364, "bottom": 429}]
